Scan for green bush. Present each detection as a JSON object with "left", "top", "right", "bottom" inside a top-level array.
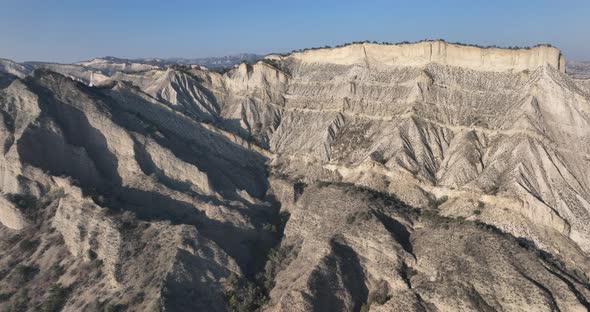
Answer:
[
  {"left": 261, "top": 223, "right": 277, "bottom": 233},
  {"left": 92, "top": 259, "right": 104, "bottom": 270},
  {"left": 18, "top": 239, "right": 37, "bottom": 252},
  {"left": 346, "top": 211, "right": 373, "bottom": 224},
  {"left": 360, "top": 303, "right": 370, "bottom": 312},
  {"left": 0, "top": 292, "right": 13, "bottom": 302},
  {"left": 10, "top": 265, "right": 38, "bottom": 284},
  {"left": 83, "top": 299, "right": 125, "bottom": 312},
  {"left": 225, "top": 273, "right": 268, "bottom": 312},
  {"left": 5, "top": 289, "right": 29, "bottom": 312},
  {"left": 5, "top": 194, "right": 38, "bottom": 212},
  {"left": 78, "top": 225, "right": 88, "bottom": 240},
  {"left": 42, "top": 283, "right": 68, "bottom": 312},
  {"left": 50, "top": 264, "right": 65, "bottom": 278},
  {"left": 88, "top": 250, "right": 98, "bottom": 260},
  {"left": 262, "top": 245, "right": 297, "bottom": 291}
]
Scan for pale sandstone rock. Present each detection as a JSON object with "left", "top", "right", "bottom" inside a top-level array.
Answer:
[
  {"left": 0, "top": 196, "right": 29, "bottom": 229},
  {"left": 277, "top": 40, "right": 564, "bottom": 73}
]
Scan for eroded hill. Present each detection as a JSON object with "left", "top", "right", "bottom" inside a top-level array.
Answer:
[{"left": 1, "top": 40, "right": 589, "bottom": 312}]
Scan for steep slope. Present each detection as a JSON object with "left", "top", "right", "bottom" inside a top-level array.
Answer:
[
  {"left": 211, "top": 42, "right": 590, "bottom": 256},
  {"left": 204, "top": 41, "right": 590, "bottom": 310},
  {"left": 265, "top": 182, "right": 590, "bottom": 312},
  {"left": 111, "top": 69, "right": 221, "bottom": 121},
  {"left": 0, "top": 70, "right": 276, "bottom": 311}
]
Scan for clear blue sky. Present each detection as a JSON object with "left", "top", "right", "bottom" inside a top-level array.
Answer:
[{"left": 1, "top": 0, "right": 589, "bottom": 63}]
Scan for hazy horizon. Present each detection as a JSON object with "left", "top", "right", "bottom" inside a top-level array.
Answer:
[{"left": 1, "top": 0, "right": 589, "bottom": 63}]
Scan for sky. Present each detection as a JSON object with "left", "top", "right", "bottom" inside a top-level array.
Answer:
[{"left": 1, "top": 0, "right": 589, "bottom": 63}]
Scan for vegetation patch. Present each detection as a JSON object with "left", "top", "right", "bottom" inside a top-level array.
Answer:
[
  {"left": 41, "top": 283, "right": 69, "bottom": 312},
  {"left": 18, "top": 239, "right": 39, "bottom": 253},
  {"left": 346, "top": 211, "right": 373, "bottom": 225},
  {"left": 4, "top": 289, "right": 29, "bottom": 312},
  {"left": 260, "top": 244, "right": 299, "bottom": 291},
  {"left": 9, "top": 264, "right": 38, "bottom": 284},
  {"left": 5, "top": 194, "right": 38, "bottom": 212},
  {"left": 225, "top": 273, "right": 268, "bottom": 312},
  {"left": 50, "top": 263, "right": 65, "bottom": 278}
]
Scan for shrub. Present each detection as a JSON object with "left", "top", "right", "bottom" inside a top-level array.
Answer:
[
  {"left": 83, "top": 299, "right": 125, "bottom": 312},
  {"left": 225, "top": 273, "right": 268, "bottom": 312},
  {"left": 262, "top": 245, "right": 297, "bottom": 291},
  {"left": 92, "top": 259, "right": 104, "bottom": 270},
  {"left": 346, "top": 211, "right": 372, "bottom": 224},
  {"left": 42, "top": 283, "right": 68, "bottom": 312},
  {"left": 5, "top": 289, "right": 29, "bottom": 312},
  {"left": 369, "top": 151, "right": 386, "bottom": 164},
  {"left": 50, "top": 264, "right": 65, "bottom": 278},
  {"left": 104, "top": 303, "right": 125, "bottom": 312},
  {"left": 120, "top": 210, "right": 137, "bottom": 229},
  {"left": 10, "top": 265, "right": 38, "bottom": 284},
  {"left": 78, "top": 225, "right": 87, "bottom": 240},
  {"left": 434, "top": 195, "right": 449, "bottom": 207},
  {"left": 293, "top": 181, "right": 306, "bottom": 201},
  {"left": 5, "top": 194, "right": 38, "bottom": 212},
  {"left": 18, "top": 239, "right": 37, "bottom": 252},
  {"left": 316, "top": 181, "right": 332, "bottom": 188},
  {"left": 88, "top": 250, "right": 98, "bottom": 260},
  {"left": 0, "top": 292, "right": 13, "bottom": 302},
  {"left": 261, "top": 223, "right": 277, "bottom": 233},
  {"left": 369, "top": 286, "right": 391, "bottom": 305}
]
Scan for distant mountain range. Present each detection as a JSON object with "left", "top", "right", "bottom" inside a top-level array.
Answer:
[
  {"left": 566, "top": 60, "right": 590, "bottom": 78},
  {"left": 164, "top": 53, "right": 263, "bottom": 68},
  {"left": 82, "top": 53, "right": 264, "bottom": 69}
]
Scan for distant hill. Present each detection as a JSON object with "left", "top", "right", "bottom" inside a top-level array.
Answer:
[
  {"left": 165, "top": 53, "right": 263, "bottom": 68},
  {"left": 84, "top": 53, "right": 264, "bottom": 69},
  {"left": 72, "top": 53, "right": 263, "bottom": 74},
  {"left": 566, "top": 60, "right": 590, "bottom": 78}
]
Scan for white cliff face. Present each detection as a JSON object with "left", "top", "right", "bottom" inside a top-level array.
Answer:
[{"left": 277, "top": 41, "right": 565, "bottom": 73}]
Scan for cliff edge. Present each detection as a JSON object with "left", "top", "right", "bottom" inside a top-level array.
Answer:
[{"left": 273, "top": 40, "right": 565, "bottom": 72}]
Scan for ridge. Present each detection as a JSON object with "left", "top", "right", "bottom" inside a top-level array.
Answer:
[{"left": 267, "top": 40, "right": 565, "bottom": 73}]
